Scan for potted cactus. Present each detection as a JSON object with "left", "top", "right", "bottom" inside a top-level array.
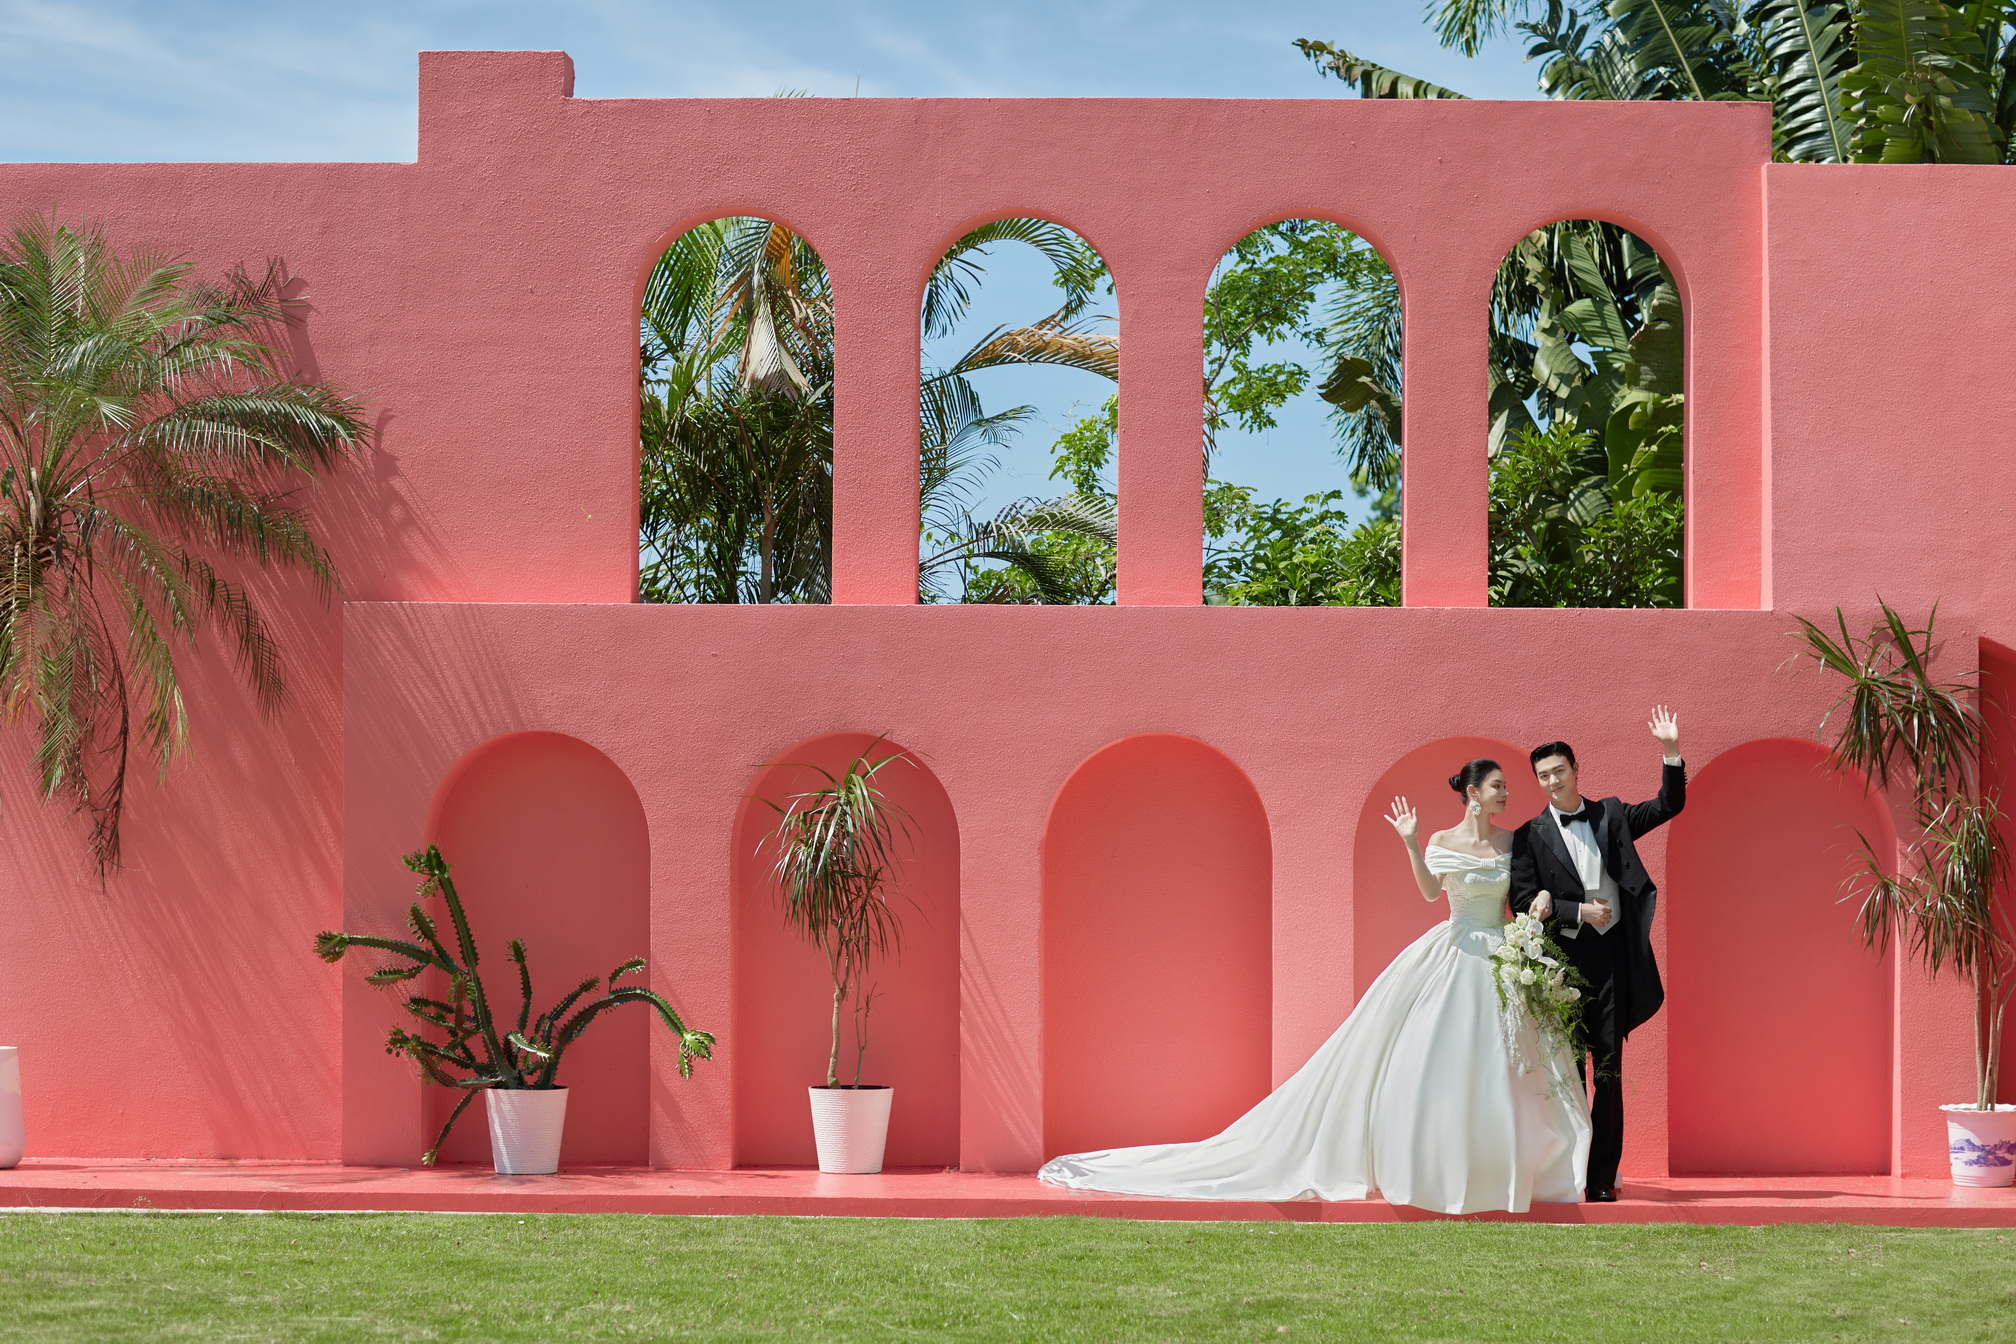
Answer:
[
  {"left": 316, "top": 846, "right": 715, "bottom": 1173},
  {"left": 758, "top": 746, "right": 915, "bottom": 1173}
]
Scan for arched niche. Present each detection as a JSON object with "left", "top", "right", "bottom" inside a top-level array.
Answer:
[
  {"left": 730, "top": 733, "right": 960, "bottom": 1167},
  {"left": 1979, "top": 638, "right": 2016, "bottom": 1104},
  {"left": 1350, "top": 737, "right": 1536, "bottom": 1002},
  {"left": 424, "top": 731, "right": 651, "bottom": 1165},
  {"left": 1041, "top": 733, "right": 1271, "bottom": 1157},
  {"left": 1666, "top": 738, "right": 1892, "bottom": 1174}
]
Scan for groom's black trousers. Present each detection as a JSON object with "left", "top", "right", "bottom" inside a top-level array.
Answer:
[{"left": 1564, "top": 924, "right": 1627, "bottom": 1195}]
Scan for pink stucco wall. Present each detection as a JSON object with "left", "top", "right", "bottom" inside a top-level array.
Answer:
[{"left": 0, "top": 51, "right": 2003, "bottom": 1177}]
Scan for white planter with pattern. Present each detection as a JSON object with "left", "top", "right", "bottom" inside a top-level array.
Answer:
[
  {"left": 1942, "top": 1104, "right": 2016, "bottom": 1187},
  {"left": 809, "top": 1086, "right": 892, "bottom": 1174}
]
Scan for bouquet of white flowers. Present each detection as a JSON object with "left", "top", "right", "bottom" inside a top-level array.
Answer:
[{"left": 1490, "top": 911, "right": 1589, "bottom": 1072}]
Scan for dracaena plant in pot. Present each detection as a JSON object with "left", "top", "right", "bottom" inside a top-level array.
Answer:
[
  {"left": 759, "top": 746, "right": 915, "bottom": 1174},
  {"left": 316, "top": 846, "right": 716, "bottom": 1174},
  {"left": 1799, "top": 601, "right": 2016, "bottom": 1185}
]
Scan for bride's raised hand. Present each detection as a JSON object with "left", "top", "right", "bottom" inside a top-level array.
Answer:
[{"left": 1384, "top": 796, "right": 1418, "bottom": 845}]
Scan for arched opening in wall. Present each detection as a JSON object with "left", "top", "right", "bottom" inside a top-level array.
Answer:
[
  {"left": 425, "top": 732, "right": 651, "bottom": 1165},
  {"left": 916, "top": 219, "right": 1118, "bottom": 604},
  {"left": 731, "top": 733, "right": 960, "bottom": 1167},
  {"left": 1487, "top": 221, "right": 1684, "bottom": 609},
  {"left": 1202, "top": 220, "right": 1402, "bottom": 606},
  {"left": 638, "top": 217, "right": 833, "bottom": 604},
  {"left": 1042, "top": 734, "right": 1271, "bottom": 1157},
  {"left": 1980, "top": 638, "right": 2016, "bottom": 1104},
  {"left": 1667, "top": 739, "right": 1891, "bottom": 1174},
  {"left": 1351, "top": 737, "right": 1535, "bottom": 1002}
]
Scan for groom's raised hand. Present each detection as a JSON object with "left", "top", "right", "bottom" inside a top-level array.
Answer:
[{"left": 1649, "top": 705, "right": 1681, "bottom": 762}]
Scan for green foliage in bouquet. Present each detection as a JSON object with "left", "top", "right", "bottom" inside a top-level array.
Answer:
[
  {"left": 1490, "top": 911, "right": 1591, "bottom": 1066},
  {"left": 315, "top": 846, "right": 716, "bottom": 1164}
]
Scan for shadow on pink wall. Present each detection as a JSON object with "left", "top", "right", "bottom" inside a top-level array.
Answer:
[
  {"left": 730, "top": 733, "right": 960, "bottom": 1168},
  {"left": 1041, "top": 734, "right": 1270, "bottom": 1159},
  {"left": 424, "top": 731, "right": 650, "bottom": 1165},
  {"left": 1351, "top": 737, "right": 1539, "bottom": 1005},
  {"left": 1667, "top": 738, "right": 1892, "bottom": 1175}
]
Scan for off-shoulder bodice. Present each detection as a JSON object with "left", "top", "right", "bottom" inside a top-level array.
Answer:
[{"left": 1424, "top": 844, "right": 1512, "bottom": 930}]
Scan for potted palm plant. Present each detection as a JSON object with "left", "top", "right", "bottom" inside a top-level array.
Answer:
[
  {"left": 316, "top": 846, "right": 716, "bottom": 1173},
  {"left": 759, "top": 746, "right": 915, "bottom": 1174},
  {"left": 1798, "top": 602, "right": 2016, "bottom": 1185}
]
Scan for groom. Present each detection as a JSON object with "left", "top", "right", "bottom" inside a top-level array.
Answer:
[{"left": 1508, "top": 707, "right": 1685, "bottom": 1203}]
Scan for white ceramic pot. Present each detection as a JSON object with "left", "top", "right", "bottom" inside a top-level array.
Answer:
[
  {"left": 485, "top": 1087, "right": 568, "bottom": 1174},
  {"left": 1942, "top": 1104, "right": 2016, "bottom": 1187},
  {"left": 808, "top": 1085, "right": 893, "bottom": 1174},
  {"left": 0, "top": 1047, "right": 21, "bottom": 1169}
]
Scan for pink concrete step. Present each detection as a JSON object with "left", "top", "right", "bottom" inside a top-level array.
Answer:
[{"left": 2, "top": 1161, "right": 2013, "bottom": 1226}]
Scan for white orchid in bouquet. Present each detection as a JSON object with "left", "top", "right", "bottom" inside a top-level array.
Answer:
[{"left": 1491, "top": 912, "right": 1589, "bottom": 1071}]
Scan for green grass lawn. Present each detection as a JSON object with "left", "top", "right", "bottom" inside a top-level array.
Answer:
[{"left": 0, "top": 1212, "right": 2011, "bottom": 1342}]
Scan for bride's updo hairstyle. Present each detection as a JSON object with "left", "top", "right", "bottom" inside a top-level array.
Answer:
[{"left": 1447, "top": 758, "right": 1501, "bottom": 799}]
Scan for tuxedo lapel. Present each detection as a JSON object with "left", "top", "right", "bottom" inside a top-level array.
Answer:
[{"left": 1533, "top": 810, "right": 1574, "bottom": 883}]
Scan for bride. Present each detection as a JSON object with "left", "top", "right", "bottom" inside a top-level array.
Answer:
[{"left": 1039, "top": 759, "right": 1592, "bottom": 1213}]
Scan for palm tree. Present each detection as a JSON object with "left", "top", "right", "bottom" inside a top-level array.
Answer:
[
  {"left": 1797, "top": 601, "right": 2016, "bottom": 1109},
  {"left": 640, "top": 218, "right": 834, "bottom": 604},
  {"left": 0, "top": 215, "right": 372, "bottom": 875}
]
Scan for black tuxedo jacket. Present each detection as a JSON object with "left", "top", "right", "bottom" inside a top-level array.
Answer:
[{"left": 1508, "top": 761, "right": 1686, "bottom": 1041}]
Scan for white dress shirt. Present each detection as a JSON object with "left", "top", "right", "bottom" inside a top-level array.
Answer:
[{"left": 1551, "top": 805, "right": 1619, "bottom": 938}]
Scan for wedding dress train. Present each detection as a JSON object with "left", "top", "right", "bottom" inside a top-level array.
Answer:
[{"left": 1038, "top": 846, "right": 1591, "bottom": 1214}]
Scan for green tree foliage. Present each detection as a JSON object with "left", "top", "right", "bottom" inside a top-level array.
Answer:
[
  {"left": 639, "top": 219, "right": 833, "bottom": 604},
  {"left": 914, "top": 223, "right": 1119, "bottom": 605},
  {"left": 1490, "top": 423, "right": 1684, "bottom": 607},
  {"left": 947, "top": 396, "right": 1118, "bottom": 605},
  {"left": 1029, "top": 220, "right": 1409, "bottom": 607},
  {"left": 0, "top": 216, "right": 371, "bottom": 875},
  {"left": 1392, "top": 0, "right": 2016, "bottom": 164},
  {"left": 1293, "top": 14, "right": 1737, "bottom": 609},
  {"left": 639, "top": 218, "right": 1118, "bottom": 605},
  {"left": 1205, "top": 486, "right": 1401, "bottom": 606}
]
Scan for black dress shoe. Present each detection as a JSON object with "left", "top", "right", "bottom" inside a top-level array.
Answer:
[{"left": 1586, "top": 1187, "right": 1618, "bottom": 1203}]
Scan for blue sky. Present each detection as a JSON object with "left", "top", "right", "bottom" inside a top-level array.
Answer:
[{"left": 1, "top": 0, "right": 1548, "bottom": 518}]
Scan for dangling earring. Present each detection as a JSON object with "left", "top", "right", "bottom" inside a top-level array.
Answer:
[{"left": 1469, "top": 801, "right": 1481, "bottom": 816}]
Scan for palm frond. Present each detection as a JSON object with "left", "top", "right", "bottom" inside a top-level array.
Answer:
[
  {"left": 1294, "top": 39, "right": 1472, "bottom": 98},
  {"left": 0, "top": 213, "right": 367, "bottom": 875},
  {"left": 1756, "top": 0, "right": 1856, "bottom": 161}
]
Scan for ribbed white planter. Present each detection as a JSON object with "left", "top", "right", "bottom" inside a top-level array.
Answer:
[
  {"left": 1943, "top": 1104, "right": 2016, "bottom": 1187},
  {"left": 809, "top": 1085, "right": 892, "bottom": 1174},
  {"left": 486, "top": 1087, "right": 568, "bottom": 1175},
  {"left": 0, "top": 1048, "right": 21, "bottom": 1170}
]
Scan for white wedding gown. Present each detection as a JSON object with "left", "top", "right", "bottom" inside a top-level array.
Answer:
[{"left": 1039, "top": 846, "right": 1592, "bottom": 1213}]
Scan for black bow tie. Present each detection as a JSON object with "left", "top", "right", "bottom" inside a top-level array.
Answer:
[{"left": 1555, "top": 803, "right": 1601, "bottom": 829}]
